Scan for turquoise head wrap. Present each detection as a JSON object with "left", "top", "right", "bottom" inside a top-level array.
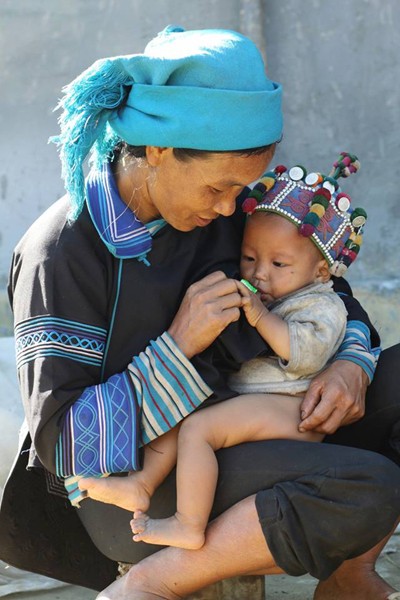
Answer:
[{"left": 51, "top": 25, "right": 283, "bottom": 219}]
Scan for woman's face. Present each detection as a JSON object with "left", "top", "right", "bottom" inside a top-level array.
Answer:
[{"left": 140, "top": 146, "right": 275, "bottom": 231}]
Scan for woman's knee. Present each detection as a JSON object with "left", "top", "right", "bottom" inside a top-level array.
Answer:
[
  {"left": 254, "top": 449, "right": 400, "bottom": 580},
  {"left": 363, "top": 451, "right": 400, "bottom": 506},
  {"left": 366, "top": 344, "right": 400, "bottom": 413},
  {"left": 335, "top": 450, "right": 400, "bottom": 535},
  {"left": 109, "top": 562, "right": 172, "bottom": 599}
]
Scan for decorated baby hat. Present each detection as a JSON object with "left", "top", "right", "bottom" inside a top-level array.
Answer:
[
  {"left": 51, "top": 25, "right": 283, "bottom": 220},
  {"left": 243, "top": 152, "right": 366, "bottom": 276}
]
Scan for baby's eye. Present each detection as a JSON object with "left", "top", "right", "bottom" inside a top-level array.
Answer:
[
  {"left": 241, "top": 255, "right": 255, "bottom": 262},
  {"left": 273, "top": 261, "right": 286, "bottom": 268}
]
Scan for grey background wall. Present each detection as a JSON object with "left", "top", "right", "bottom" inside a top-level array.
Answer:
[{"left": 1, "top": 0, "right": 399, "bottom": 344}]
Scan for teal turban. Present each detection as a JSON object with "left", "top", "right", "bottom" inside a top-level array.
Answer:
[{"left": 52, "top": 25, "right": 283, "bottom": 218}]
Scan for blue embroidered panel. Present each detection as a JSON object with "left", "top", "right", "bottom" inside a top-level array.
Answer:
[
  {"left": 56, "top": 333, "right": 212, "bottom": 479},
  {"left": 56, "top": 371, "right": 141, "bottom": 477}
]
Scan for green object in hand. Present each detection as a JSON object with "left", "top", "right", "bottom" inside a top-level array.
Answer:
[{"left": 240, "top": 279, "right": 258, "bottom": 293}]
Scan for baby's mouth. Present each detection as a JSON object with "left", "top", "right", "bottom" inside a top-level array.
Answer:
[{"left": 260, "top": 291, "right": 274, "bottom": 305}]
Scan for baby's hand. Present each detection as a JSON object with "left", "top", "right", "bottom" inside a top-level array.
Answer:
[{"left": 236, "top": 280, "right": 268, "bottom": 327}]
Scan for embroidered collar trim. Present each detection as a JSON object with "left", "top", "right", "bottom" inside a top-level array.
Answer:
[{"left": 86, "top": 163, "right": 164, "bottom": 260}]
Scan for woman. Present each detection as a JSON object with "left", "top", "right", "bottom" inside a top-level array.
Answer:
[{"left": 1, "top": 25, "right": 399, "bottom": 600}]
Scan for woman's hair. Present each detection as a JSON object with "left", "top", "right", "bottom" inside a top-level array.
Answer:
[{"left": 113, "top": 141, "right": 276, "bottom": 164}]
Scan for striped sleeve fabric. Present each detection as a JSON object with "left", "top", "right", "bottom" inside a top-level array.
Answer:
[
  {"left": 130, "top": 332, "right": 213, "bottom": 445},
  {"left": 56, "top": 332, "right": 212, "bottom": 478},
  {"left": 335, "top": 320, "right": 381, "bottom": 382}
]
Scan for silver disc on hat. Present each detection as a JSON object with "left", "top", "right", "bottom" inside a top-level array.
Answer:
[
  {"left": 322, "top": 180, "right": 336, "bottom": 194},
  {"left": 305, "top": 172, "right": 320, "bottom": 186},
  {"left": 289, "top": 166, "right": 306, "bottom": 181}
]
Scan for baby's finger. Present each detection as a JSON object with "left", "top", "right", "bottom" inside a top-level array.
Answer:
[{"left": 236, "top": 280, "right": 252, "bottom": 298}]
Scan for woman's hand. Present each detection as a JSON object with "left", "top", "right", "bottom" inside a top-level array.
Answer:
[
  {"left": 168, "top": 271, "right": 242, "bottom": 358},
  {"left": 298, "top": 360, "right": 368, "bottom": 435}
]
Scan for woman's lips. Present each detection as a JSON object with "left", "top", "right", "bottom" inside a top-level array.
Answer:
[{"left": 195, "top": 216, "right": 215, "bottom": 227}]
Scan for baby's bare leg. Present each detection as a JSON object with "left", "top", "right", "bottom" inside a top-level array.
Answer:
[
  {"left": 131, "top": 394, "right": 323, "bottom": 548},
  {"left": 79, "top": 426, "right": 179, "bottom": 512}
]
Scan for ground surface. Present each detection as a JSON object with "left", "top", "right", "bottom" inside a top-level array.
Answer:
[{"left": 1, "top": 529, "right": 399, "bottom": 599}]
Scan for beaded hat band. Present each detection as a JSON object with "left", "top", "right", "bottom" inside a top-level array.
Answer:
[{"left": 243, "top": 152, "right": 367, "bottom": 276}]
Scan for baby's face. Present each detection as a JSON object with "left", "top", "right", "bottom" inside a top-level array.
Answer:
[{"left": 240, "top": 212, "right": 328, "bottom": 304}]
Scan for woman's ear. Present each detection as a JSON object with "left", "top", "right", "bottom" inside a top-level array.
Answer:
[
  {"left": 146, "top": 146, "right": 171, "bottom": 167},
  {"left": 315, "top": 259, "right": 331, "bottom": 283}
]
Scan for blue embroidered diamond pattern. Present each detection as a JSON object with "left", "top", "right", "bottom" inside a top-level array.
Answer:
[
  {"left": 107, "top": 373, "right": 132, "bottom": 471},
  {"left": 74, "top": 387, "right": 101, "bottom": 474},
  {"left": 71, "top": 374, "right": 137, "bottom": 475}
]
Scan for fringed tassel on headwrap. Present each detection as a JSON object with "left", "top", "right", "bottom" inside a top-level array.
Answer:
[{"left": 49, "top": 57, "right": 133, "bottom": 221}]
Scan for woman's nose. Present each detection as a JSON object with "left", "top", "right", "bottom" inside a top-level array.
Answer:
[{"left": 214, "top": 194, "right": 237, "bottom": 217}]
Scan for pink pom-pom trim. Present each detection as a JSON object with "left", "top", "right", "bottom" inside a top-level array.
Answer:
[
  {"left": 299, "top": 223, "right": 315, "bottom": 237},
  {"left": 274, "top": 165, "right": 287, "bottom": 175},
  {"left": 242, "top": 197, "right": 258, "bottom": 214},
  {"left": 315, "top": 187, "right": 331, "bottom": 200}
]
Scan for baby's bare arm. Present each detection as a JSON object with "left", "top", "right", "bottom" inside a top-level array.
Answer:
[{"left": 237, "top": 281, "right": 291, "bottom": 360}]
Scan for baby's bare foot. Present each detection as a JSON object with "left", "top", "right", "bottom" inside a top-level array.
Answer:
[
  {"left": 78, "top": 475, "right": 150, "bottom": 512},
  {"left": 131, "top": 510, "right": 205, "bottom": 550}
]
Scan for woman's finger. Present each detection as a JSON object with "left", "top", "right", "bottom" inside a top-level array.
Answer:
[
  {"left": 235, "top": 280, "right": 252, "bottom": 298},
  {"left": 189, "top": 277, "right": 241, "bottom": 305},
  {"left": 303, "top": 408, "right": 344, "bottom": 435},
  {"left": 298, "top": 395, "right": 336, "bottom": 432},
  {"left": 215, "top": 291, "right": 243, "bottom": 310},
  {"left": 190, "top": 270, "right": 228, "bottom": 291}
]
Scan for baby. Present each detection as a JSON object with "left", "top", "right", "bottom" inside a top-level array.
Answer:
[{"left": 82, "top": 153, "right": 367, "bottom": 550}]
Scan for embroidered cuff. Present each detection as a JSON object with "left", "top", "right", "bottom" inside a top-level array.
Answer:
[
  {"left": 57, "top": 332, "right": 212, "bottom": 481},
  {"left": 56, "top": 369, "right": 141, "bottom": 478}
]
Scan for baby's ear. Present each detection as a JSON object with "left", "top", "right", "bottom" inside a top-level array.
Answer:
[{"left": 315, "top": 259, "right": 331, "bottom": 283}]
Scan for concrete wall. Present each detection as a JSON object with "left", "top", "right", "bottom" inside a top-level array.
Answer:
[
  {"left": 263, "top": 0, "right": 400, "bottom": 347},
  {"left": 1, "top": 0, "right": 399, "bottom": 343}
]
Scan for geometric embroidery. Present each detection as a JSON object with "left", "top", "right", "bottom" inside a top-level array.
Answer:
[
  {"left": 15, "top": 316, "right": 107, "bottom": 369},
  {"left": 56, "top": 371, "right": 141, "bottom": 477},
  {"left": 55, "top": 333, "right": 212, "bottom": 478},
  {"left": 87, "top": 163, "right": 153, "bottom": 260}
]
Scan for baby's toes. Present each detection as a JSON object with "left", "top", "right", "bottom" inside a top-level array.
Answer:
[
  {"left": 130, "top": 514, "right": 148, "bottom": 534},
  {"left": 130, "top": 518, "right": 143, "bottom": 534}
]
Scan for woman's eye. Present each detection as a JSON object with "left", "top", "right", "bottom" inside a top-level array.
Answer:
[{"left": 210, "top": 186, "right": 223, "bottom": 194}]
